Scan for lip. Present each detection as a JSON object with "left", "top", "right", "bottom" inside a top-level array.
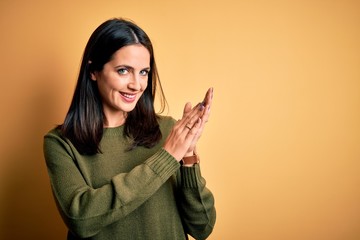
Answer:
[{"left": 119, "top": 92, "right": 137, "bottom": 103}]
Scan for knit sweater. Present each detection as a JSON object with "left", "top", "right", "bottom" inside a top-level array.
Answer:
[{"left": 43, "top": 116, "right": 216, "bottom": 240}]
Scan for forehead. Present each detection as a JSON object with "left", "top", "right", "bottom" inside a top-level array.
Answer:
[{"left": 109, "top": 44, "right": 150, "bottom": 67}]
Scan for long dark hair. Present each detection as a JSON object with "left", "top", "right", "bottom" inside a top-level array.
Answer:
[{"left": 61, "top": 18, "right": 166, "bottom": 155}]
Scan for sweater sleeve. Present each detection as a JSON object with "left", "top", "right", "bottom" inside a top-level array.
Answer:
[
  {"left": 177, "top": 164, "right": 216, "bottom": 240},
  {"left": 43, "top": 132, "right": 180, "bottom": 238}
]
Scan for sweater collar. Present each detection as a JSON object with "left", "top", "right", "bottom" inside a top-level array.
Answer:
[{"left": 103, "top": 125, "right": 124, "bottom": 136}]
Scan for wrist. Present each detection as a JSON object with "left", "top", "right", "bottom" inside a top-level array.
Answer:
[
  {"left": 184, "top": 151, "right": 194, "bottom": 158},
  {"left": 182, "top": 153, "right": 200, "bottom": 167},
  {"left": 184, "top": 146, "right": 197, "bottom": 158}
]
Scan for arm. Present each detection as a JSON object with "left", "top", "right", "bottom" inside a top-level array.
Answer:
[
  {"left": 44, "top": 133, "right": 179, "bottom": 238},
  {"left": 178, "top": 88, "right": 216, "bottom": 239},
  {"left": 44, "top": 105, "right": 205, "bottom": 238},
  {"left": 177, "top": 164, "right": 216, "bottom": 240}
]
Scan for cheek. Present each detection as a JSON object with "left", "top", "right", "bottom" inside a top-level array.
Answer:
[
  {"left": 97, "top": 79, "right": 111, "bottom": 93},
  {"left": 96, "top": 79, "right": 118, "bottom": 100},
  {"left": 138, "top": 80, "right": 149, "bottom": 99},
  {"left": 141, "top": 79, "right": 149, "bottom": 90},
  {"left": 99, "top": 75, "right": 125, "bottom": 92}
]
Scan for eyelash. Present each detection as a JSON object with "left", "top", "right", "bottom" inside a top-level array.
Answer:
[
  {"left": 117, "top": 68, "right": 128, "bottom": 75},
  {"left": 117, "top": 68, "right": 149, "bottom": 76},
  {"left": 140, "top": 70, "right": 149, "bottom": 76}
]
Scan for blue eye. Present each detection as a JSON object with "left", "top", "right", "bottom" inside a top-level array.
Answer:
[
  {"left": 140, "top": 70, "right": 149, "bottom": 76},
  {"left": 117, "top": 68, "right": 128, "bottom": 75}
]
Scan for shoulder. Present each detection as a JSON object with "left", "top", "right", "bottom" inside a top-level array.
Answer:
[
  {"left": 157, "top": 115, "right": 176, "bottom": 127},
  {"left": 43, "top": 126, "right": 80, "bottom": 162},
  {"left": 157, "top": 115, "right": 176, "bottom": 134},
  {"left": 43, "top": 126, "right": 73, "bottom": 153},
  {"left": 44, "top": 126, "right": 64, "bottom": 141}
]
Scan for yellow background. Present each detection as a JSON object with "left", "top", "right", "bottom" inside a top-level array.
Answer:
[{"left": 1, "top": 0, "right": 360, "bottom": 239}]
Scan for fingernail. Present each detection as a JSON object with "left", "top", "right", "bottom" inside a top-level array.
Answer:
[{"left": 199, "top": 102, "right": 205, "bottom": 110}]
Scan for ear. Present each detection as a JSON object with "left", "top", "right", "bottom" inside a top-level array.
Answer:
[{"left": 90, "top": 72, "right": 97, "bottom": 81}]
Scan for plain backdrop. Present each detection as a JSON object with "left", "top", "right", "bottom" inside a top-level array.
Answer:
[{"left": 0, "top": 0, "right": 360, "bottom": 239}]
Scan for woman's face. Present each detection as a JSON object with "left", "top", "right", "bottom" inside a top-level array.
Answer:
[{"left": 91, "top": 44, "right": 150, "bottom": 123}]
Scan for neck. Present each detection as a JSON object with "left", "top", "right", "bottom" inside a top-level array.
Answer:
[{"left": 103, "top": 111, "right": 127, "bottom": 128}]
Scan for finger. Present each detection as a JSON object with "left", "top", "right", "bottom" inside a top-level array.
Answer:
[
  {"left": 199, "top": 90, "right": 212, "bottom": 122},
  {"left": 179, "top": 103, "right": 204, "bottom": 127},
  {"left": 180, "top": 103, "right": 193, "bottom": 131},
  {"left": 182, "top": 102, "right": 192, "bottom": 118},
  {"left": 185, "top": 117, "right": 202, "bottom": 139},
  {"left": 205, "top": 88, "right": 213, "bottom": 109},
  {"left": 198, "top": 88, "right": 212, "bottom": 118},
  {"left": 181, "top": 103, "right": 204, "bottom": 130},
  {"left": 174, "top": 102, "right": 197, "bottom": 128},
  {"left": 202, "top": 87, "right": 213, "bottom": 107}
]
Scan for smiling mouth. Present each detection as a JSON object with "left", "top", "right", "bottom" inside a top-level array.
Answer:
[{"left": 120, "top": 92, "right": 136, "bottom": 100}]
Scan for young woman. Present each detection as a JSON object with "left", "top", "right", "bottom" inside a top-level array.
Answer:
[{"left": 43, "top": 18, "right": 216, "bottom": 240}]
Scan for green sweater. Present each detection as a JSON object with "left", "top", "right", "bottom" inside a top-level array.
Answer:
[{"left": 43, "top": 116, "right": 216, "bottom": 240}]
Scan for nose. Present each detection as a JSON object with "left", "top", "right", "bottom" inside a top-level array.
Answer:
[{"left": 128, "top": 74, "right": 141, "bottom": 91}]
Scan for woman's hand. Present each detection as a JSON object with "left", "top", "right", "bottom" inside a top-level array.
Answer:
[
  {"left": 163, "top": 102, "right": 205, "bottom": 161},
  {"left": 184, "top": 87, "right": 213, "bottom": 156},
  {"left": 163, "top": 88, "right": 214, "bottom": 161}
]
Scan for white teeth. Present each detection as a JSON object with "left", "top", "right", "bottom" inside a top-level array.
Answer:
[{"left": 121, "top": 93, "right": 135, "bottom": 99}]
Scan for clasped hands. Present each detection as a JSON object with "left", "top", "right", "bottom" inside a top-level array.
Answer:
[{"left": 163, "top": 88, "right": 213, "bottom": 161}]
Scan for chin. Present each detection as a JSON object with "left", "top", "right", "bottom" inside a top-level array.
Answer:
[
  {"left": 119, "top": 97, "right": 142, "bottom": 113},
  {"left": 121, "top": 104, "right": 138, "bottom": 113}
]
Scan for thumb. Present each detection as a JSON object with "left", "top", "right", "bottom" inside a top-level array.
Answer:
[{"left": 182, "top": 102, "right": 192, "bottom": 117}]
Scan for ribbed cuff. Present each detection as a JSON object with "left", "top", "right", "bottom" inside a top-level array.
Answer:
[
  {"left": 145, "top": 148, "right": 180, "bottom": 181},
  {"left": 181, "top": 164, "right": 202, "bottom": 188}
]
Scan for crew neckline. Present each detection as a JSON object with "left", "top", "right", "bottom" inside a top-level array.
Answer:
[{"left": 103, "top": 125, "right": 125, "bottom": 136}]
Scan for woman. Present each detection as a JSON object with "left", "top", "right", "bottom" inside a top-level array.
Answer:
[{"left": 44, "top": 18, "right": 216, "bottom": 240}]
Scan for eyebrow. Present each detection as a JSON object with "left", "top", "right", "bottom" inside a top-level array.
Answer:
[{"left": 114, "top": 65, "right": 150, "bottom": 71}]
